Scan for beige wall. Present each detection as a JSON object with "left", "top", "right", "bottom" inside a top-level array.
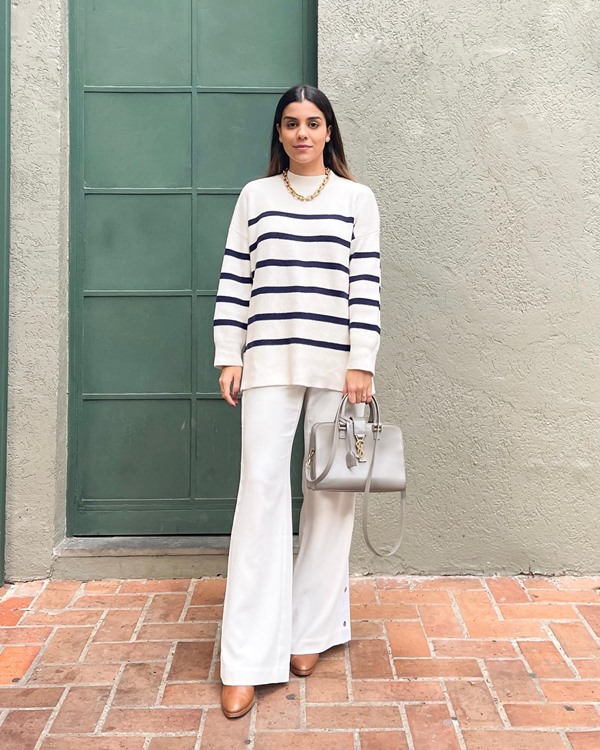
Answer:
[
  {"left": 6, "top": 0, "right": 69, "bottom": 580},
  {"left": 320, "top": 0, "right": 600, "bottom": 573},
  {"left": 5, "top": 0, "right": 599, "bottom": 579}
]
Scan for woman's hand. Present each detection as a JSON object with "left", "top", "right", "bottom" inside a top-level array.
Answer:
[
  {"left": 343, "top": 369, "right": 373, "bottom": 404},
  {"left": 219, "top": 366, "right": 243, "bottom": 406}
]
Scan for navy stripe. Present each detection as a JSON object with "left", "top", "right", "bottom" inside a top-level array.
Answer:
[
  {"left": 248, "top": 210, "right": 353, "bottom": 227},
  {"left": 349, "top": 322, "right": 381, "bottom": 333},
  {"left": 215, "top": 295, "right": 250, "bottom": 307},
  {"left": 349, "top": 274, "right": 380, "bottom": 284},
  {"left": 250, "top": 232, "right": 351, "bottom": 253},
  {"left": 214, "top": 319, "right": 248, "bottom": 330},
  {"left": 220, "top": 272, "right": 252, "bottom": 285},
  {"left": 225, "top": 248, "right": 250, "bottom": 261},
  {"left": 350, "top": 251, "right": 380, "bottom": 261},
  {"left": 245, "top": 338, "right": 351, "bottom": 353},
  {"left": 349, "top": 298, "right": 381, "bottom": 308},
  {"left": 255, "top": 259, "right": 349, "bottom": 274},
  {"left": 251, "top": 285, "right": 348, "bottom": 300},
  {"left": 248, "top": 312, "right": 349, "bottom": 327}
]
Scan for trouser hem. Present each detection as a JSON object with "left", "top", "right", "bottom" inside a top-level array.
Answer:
[
  {"left": 220, "top": 664, "right": 291, "bottom": 687},
  {"left": 291, "top": 628, "right": 351, "bottom": 655}
]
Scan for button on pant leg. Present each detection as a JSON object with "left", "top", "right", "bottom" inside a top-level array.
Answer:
[{"left": 291, "top": 388, "right": 364, "bottom": 654}]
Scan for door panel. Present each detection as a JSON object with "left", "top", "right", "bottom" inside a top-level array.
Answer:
[
  {"left": 83, "top": 297, "right": 192, "bottom": 394},
  {"left": 196, "top": 93, "right": 279, "bottom": 189},
  {"left": 81, "top": 399, "right": 192, "bottom": 500},
  {"left": 84, "top": 195, "right": 192, "bottom": 291},
  {"left": 84, "top": 0, "right": 192, "bottom": 86},
  {"left": 69, "top": 0, "right": 317, "bottom": 535},
  {"left": 197, "top": 0, "right": 305, "bottom": 87},
  {"left": 84, "top": 93, "right": 192, "bottom": 188}
]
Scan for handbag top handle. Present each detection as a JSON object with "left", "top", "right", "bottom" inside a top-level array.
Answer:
[{"left": 335, "top": 394, "right": 381, "bottom": 429}]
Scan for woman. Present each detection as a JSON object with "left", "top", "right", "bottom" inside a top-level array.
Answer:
[{"left": 213, "top": 84, "right": 381, "bottom": 718}]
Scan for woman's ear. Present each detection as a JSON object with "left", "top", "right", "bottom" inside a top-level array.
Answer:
[
  {"left": 326, "top": 125, "right": 332, "bottom": 142},
  {"left": 276, "top": 123, "right": 282, "bottom": 142}
]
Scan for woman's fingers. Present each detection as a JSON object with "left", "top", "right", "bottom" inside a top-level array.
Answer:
[
  {"left": 344, "top": 369, "right": 373, "bottom": 403},
  {"left": 219, "top": 367, "right": 241, "bottom": 407},
  {"left": 232, "top": 371, "right": 241, "bottom": 404}
]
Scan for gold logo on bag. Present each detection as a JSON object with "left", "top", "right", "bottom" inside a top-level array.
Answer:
[{"left": 355, "top": 435, "right": 365, "bottom": 461}]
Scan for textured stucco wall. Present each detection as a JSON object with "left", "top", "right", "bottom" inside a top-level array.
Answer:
[
  {"left": 5, "top": 0, "right": 599, "bottom": 579},
  {"left": 320, "top": 0, "right": 600, "bottom": 573},
  {"left": 6, "top": 0, "right": 69, "bottom": 579}
]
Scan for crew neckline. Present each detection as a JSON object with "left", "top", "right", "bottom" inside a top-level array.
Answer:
[{"left": 287, "top": 169, "right": 327, "bottom": 179}]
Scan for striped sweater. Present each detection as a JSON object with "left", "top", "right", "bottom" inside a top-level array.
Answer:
[{"left": 213, "top": 169, "right": 381, "bottom": 392}]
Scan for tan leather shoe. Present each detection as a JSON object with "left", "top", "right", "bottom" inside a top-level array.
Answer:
[
  {"left": 290, "top": 653, "right": 320, "bottom": 677},
  {"left": 221, "top": 684, "right": 255, "bottom": 719}
]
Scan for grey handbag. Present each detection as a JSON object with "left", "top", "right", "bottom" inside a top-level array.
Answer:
[{"left": 304, "top": 395, "right": 407, "bottom": 557}]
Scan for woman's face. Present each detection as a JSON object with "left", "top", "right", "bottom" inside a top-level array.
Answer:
[{"left": 276, "top": 100, "right": 332, "bottom": 173}]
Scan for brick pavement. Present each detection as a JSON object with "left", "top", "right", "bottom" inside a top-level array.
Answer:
[{"left": 0, "top": 575, "right": 599, "bottom": 749}]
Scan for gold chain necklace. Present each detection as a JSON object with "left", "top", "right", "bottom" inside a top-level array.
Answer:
[{"left": 282, "top": 167, "right": 331, "bottom": 202}]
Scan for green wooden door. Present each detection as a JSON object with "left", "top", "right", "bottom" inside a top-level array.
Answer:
[
  {"left": 69, "top": 0, "right": 317, "bottom": 535},
  {"left": 0, "top": 0, "right": 9, "bottom": 579}
]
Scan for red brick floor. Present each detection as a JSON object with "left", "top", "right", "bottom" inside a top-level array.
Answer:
[{"left": 0, "top": 576, "right": 599, "bottom": 749}]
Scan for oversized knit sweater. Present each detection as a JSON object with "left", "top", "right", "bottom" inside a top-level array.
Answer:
[{"left": 213, "top": 169, "right": 381, "bottom": 392}]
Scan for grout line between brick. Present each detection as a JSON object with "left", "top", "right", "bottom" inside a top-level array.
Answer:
[
  {"left": 31, "top": 686, "right": 72, "bottom": 750},
  {"left": 542, "top": 624, "right": 582, "bottom": 679},
  {"left": 207, "top": 622, "right": 221, "bottom": 682},
  {"left": 481, "top": 578, "right": 505, "bottom": 620},
  {"left": 380, "top": 618, "right": 399, "bottom": 681},
  {"left": 192, "top": 700, "right": 208, "bottom": 750},
  {"left": 79, "top": 609, "right": 110, "bottom": 661},
  {"left": 448, "top": 592, "right": 469, "bottom": 638},
  {"left": 440, "top": 680, "right": 468, "bottom": 750},
  {"left": 510, "top": 636, "right": 546, "bottom": 700},
  {"left": 142, "top": 737, "right": 151, "bottom": 750},
  {"left": 574, "top": 606, "right": 600, "bottom": 648},
  {"left": 373, "top": 577, "right": 382, "bottom": 605},
  {"left": 246, "top": 695, "right": 258, "bottom": 749},
  {"left": 93, "top": 661, "right": 127, "bottom": 733},
  {"left": 559, "top": 729, "right": 574, "bottom": 749},
  {"left": 344, "top": 642, "right": 355, "bottom": 701},
  {"left": 155, "top": 640, "right": 178, "bottom": 706},
  {"left": 15, "top": 625, "right": 61, "bottom": 685},
  {"left": 398, "top": 703, "right": 416, "bottom": 750},
  {"left": 178, "top": 578, "right": 197, "bottom": 624},
  {"left": 478, "top": 658, "right": 511, "bottom": 728},
  {"left": 299, "top": 676, "right": 307, "bottom": 731},
  {"left": 128, "top": 595, "right": 155, "bottom": 643},
  {"left": 515, "top": 576, "right": 534, "bottom": 602},
  {"left": 354, "top": 728, "right": 361, "bottom": 750}
]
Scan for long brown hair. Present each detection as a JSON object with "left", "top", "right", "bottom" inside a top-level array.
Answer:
[{"left": 265, "top": 85, "right": 355, "bottom": 180}]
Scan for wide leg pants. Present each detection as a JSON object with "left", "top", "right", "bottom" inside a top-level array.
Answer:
[{"left": 220, "top": 385, "right": 362, "bottom": 686}]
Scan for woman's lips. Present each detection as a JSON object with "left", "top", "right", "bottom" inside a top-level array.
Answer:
[{"left": 294, "top": 145, "right": 312, "bottom": 149}]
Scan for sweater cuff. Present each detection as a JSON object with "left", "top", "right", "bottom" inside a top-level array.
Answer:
[
  {"left": 347, "top": 345, "right": 377, "bottom": 375},
  {"left": 214, "top": 343, "right": 244, "bottom": 369}
]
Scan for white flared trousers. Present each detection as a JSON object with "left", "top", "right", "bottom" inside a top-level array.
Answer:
[{"left": 220, "top": 385, "right": 362, "bottom": 686}]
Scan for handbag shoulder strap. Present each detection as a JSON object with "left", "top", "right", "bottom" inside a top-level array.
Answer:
[{"left": 362, "top": 424, "right": 407, "bottom": 557}]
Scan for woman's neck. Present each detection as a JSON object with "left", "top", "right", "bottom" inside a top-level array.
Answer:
[{"left": 287, "top": 157, "right": 326, "bottom": 176}]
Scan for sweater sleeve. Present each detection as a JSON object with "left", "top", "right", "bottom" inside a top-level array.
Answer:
[
  {"left": 347, "top": 187, "right": 381, "bottom": 374},
  {"left": 213, "top": 188, "right": 252, "bottom": 368}
]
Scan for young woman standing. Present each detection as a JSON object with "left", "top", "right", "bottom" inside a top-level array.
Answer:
[{"left": 213, "top": 85, "right": 381, "bottom": 718}]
